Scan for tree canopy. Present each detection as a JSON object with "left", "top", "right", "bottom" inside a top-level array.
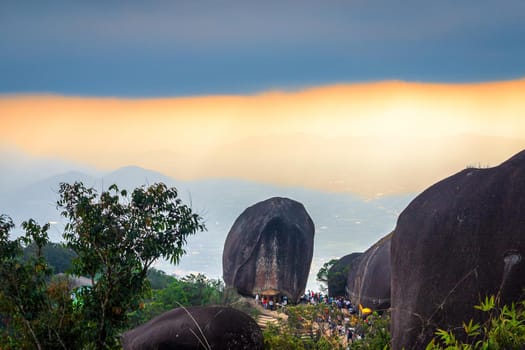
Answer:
[
  {"left": 0, "top": 216, "right": 78, "bottom": 349},
  {"left": 23, "top": 242, "right": 76, "bottom": 274},
  {"left": 0, "top": 181, "right": 205, "bottom": 350},
  {"left": 57, "top": 181, "right": 205, "bottom": 349}
]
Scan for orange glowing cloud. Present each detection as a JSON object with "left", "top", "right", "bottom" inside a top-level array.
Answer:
[{"left": 1, "top": 79, "right": 525, "bottom": 196}]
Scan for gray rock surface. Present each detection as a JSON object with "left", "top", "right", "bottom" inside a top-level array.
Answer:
[
  {"left": 122, "top": 306, "right": 263, "bottom": 350},
  {"left": 222, "top": 197, "right": 315, "bottom": 302},
  {"left": 346, "top": 233, "right": 391, "bottom": 311},
  {"left": 391, "top": 150, "right": 525, "bottom": 349}
]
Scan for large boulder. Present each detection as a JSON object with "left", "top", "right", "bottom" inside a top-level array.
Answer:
[
  {"left": 122, "top": 306, "right": 263, "bottom": 350},
  {"left": 391, "top": 150, "right": 525, "bottom": 349},
  {"left": 222, "top": 197, "right": 315, "bottom": 302},
  {"left": 327, "top": 252, "right": 363, "bottom": 297},
  {"left": 346, "top": 233, "right": 392, "bottom": 311}
]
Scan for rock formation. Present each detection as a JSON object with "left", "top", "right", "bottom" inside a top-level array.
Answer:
[
  {"left": 391, "top": 150, "right": 525, "bottom": 349},
  {"left": 346, "top": 233, "right": 391, "bottom": 311},
  {"left": 222, "top": 197, "right": 315, "bottom": 302},
  {"left": 122, "top": 306, "right": 263, "bottom": 350},
  {"left": 327, "top": 252, "right": 362, "bottom": 297}
]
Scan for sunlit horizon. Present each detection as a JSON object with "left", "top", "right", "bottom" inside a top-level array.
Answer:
[{"left": 2, "top": 79, "right": 525, "bottom": 197}]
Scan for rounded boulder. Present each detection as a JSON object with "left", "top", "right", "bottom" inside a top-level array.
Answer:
[
  {"left": 391, "top": 150, "right": 525, "bottom": 349},
  {"left": 346, "top": 233, "right": 391, "bottom": 311},
  {"left": 222, "top": 197, "right": 315, "bottom": 302},
  {"left": 122, "top": 306, "right": 263, "bottom": 350}
]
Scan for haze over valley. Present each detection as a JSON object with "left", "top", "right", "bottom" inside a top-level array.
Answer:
[{"left": 0, "top": 158, "right": 414, "bottom": 290}]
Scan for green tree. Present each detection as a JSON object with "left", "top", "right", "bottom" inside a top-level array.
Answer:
[
  {"left": 146, "top": 268, "right": 176, "bottom": 290},
  {"left": 24, "top": 242, "right": 76, "bottom": 274},
  {"left": 129, "top": 273, "right": 226, "bottom": 326},
  {"left": 0, "top": 216, "right": 79, "bottom": 350},
  {"left": 57, "top": 182, "right": 205, "bottom": 349},
  {"left": 316, "top": 259, "right": 339, "bottom": 292},
  {"left": 263, "top": 322, "right": 306, "bottom": 350},
  {"left": 177, "top": 273, "right": 224, "bottom": 306}
]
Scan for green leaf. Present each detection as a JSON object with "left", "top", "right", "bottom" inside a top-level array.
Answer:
[{"left": 474, "top": 295, "right": 495, "bottom": 312}]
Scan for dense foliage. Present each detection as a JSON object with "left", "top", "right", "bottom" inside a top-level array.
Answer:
[
  {"left": 24, "top": 242, "right": 76, "bottom": 274},
  {"left": 146, "top": 268, "right": 176, "bottom": 290},
  {"left": 57, "top": 181, "right": 205, "bottom": 349},
  {"left": 0, "top": 181, "right": 205, "bottom": 349},
  {"left": 129, "top": 273, "right": 227, "bottom": 327},
  {"left": 0, "top": 216, "right": 80, "bottom": 349}
]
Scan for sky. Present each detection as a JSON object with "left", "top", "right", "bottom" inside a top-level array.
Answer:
[{"left": 1, "top": 1, "right": 525, "bottom": 197}]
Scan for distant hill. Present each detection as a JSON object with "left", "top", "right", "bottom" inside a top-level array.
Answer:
[{"left": 0, "top": 165, "right": 415, "bottom": 290}]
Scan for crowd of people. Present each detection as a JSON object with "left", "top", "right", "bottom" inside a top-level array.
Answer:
[
  {"left": 255, "top": 289, "right": 368, "bottom": 345},
  {"left": 299, "top": 290, "right": 364, "bottom": 344},
  {"left": 300, "top": 290, "right": 357, "bottom": 313},
  {"left": 255, "top": 293, "right": 288, "bottom": 311},
  {"left": 255, "top": 289, "right": 357, "bottom": 312}
]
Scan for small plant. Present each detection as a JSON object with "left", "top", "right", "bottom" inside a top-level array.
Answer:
[{"left": 426, "top": 295, "right": 525, "bottom": 350}]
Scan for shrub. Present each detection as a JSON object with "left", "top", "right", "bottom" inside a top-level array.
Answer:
[
  {"left": 426, "top": 295, "right": 525, "bottom": 350},
  {"left": 350, "top": 312, "right": 391, "bottom": 350}
]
